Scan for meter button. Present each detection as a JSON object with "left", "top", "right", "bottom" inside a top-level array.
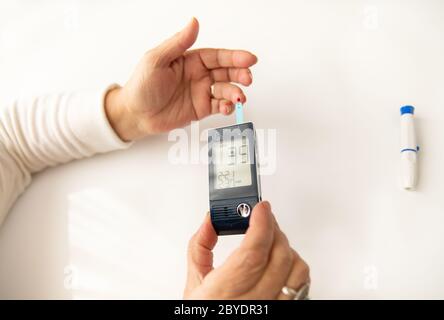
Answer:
[{"left": 236, "top": 203, "right": 251, "bottom": 218}]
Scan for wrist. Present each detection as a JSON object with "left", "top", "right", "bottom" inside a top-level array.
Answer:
[{"left": 104, "top": 86, "right": 144, "bottom": 141}]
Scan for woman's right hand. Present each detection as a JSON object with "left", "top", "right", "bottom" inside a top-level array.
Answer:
[{"left": 184, "top": 201, "right": 310, "bottom": 300}]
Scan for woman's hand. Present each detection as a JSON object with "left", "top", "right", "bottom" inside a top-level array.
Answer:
[
  {"left": 184, "top": 201, "right": 310, "bottom": 300},
  {"left": 105, "top": 17, "right": 257, "bottom": 141}
]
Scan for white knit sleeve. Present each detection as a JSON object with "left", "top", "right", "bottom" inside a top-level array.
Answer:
[{"left": 0, "top": 85, "right": 131, "bottom": 226}]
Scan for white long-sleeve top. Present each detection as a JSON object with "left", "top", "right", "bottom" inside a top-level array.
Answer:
[{"left": 0, "top": 86, "right": 130, "bottom": 227}]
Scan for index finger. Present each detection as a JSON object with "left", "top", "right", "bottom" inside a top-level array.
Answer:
[
  {"left": 188, "top": 213, "right": 218, "bottom": 274},
  {"left": 198, "top": 49, "right": 258, "bottom": 69}
]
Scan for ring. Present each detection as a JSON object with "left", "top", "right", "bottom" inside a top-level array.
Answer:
[{"left": 281, "top": 282, "right": 310, "bottom": 300}]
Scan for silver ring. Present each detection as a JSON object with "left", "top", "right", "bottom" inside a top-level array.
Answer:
[{"left": 281, "top": 282, "right": 310, "bottom": 300}]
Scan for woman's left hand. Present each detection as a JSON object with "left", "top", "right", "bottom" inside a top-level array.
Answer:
[{"left": 105, "top": 17, "right": 257, "bottom": 141}]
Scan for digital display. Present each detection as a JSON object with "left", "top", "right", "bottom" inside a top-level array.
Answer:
[{"left": 212, "top": 136, "right": 252, "bottom": 189}]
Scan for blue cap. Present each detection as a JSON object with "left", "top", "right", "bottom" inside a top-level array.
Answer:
[{"left": 400, "top": 105, "right": 415, "bottom": 115}]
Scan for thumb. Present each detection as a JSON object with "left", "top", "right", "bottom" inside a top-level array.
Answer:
[
  {"left": 154, "top": 17, "right": 199, "bottom": 66},
  {"left": 241, "top": 201, "right": 274, "bottom": 253}
]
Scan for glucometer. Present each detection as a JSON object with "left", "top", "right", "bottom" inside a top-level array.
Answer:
[{"left": 208, "top": 121, "right": 262, "bottom": 235}]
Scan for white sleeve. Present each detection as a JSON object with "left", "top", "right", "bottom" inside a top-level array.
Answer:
[{"left": 0, "top": 85, "right": 131, "bottom": 226}]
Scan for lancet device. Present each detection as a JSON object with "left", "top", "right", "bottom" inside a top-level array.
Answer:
[{"left": 400, "top": 105, "right": 419, "bottom": 190}]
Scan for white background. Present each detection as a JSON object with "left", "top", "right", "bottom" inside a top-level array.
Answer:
[{"left": 1, "top": 0, "right": 444, "bottom": 299}]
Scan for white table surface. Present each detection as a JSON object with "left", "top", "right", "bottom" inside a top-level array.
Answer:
[{"left": 1, "top": 0, "right": 444, "bottom": 299}]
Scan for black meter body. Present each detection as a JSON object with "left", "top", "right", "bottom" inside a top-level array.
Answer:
[{"left": 208, "top": 122, "right": 262, "bottom": 235}]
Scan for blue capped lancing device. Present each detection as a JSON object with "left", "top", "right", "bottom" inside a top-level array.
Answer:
[{"left": 208, "top": 122, "right": 262, "bottom": 235}]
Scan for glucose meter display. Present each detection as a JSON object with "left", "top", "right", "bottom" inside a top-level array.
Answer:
[{"left": 213, "top": 136, "right": 252, "bottom": 189}]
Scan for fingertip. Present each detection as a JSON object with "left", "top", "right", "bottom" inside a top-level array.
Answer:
[
  {"left": 202, "top": 211, "right": 216, "bottom": 233},
  {"left": 219, "top": 100, "right": 233, "bottom": 115},
  {"left": 233, "top": 50, "right": 258, "bottom": 68},
  {"left": 252, "top": 54, "right": 258, "bottom": 65},
  {"left": 247, "top": 69, "right": 253, "bottom": 83},
  {"left": 233, "top": 93, "right": 246, "bottom": 104},
  {"left": 186, "top": 17, "right": 199, "bottom": 30},
  {"left": 241, "top": 69, "right": 253, "bottom": 86},
  {"left": 193, "top": 212, "right": 217, "bottom": 247},
  {"left": 262, "top": 200, "right": 271, "bottom": 210},
  {"left": 256, "top": 200, "right": 272, "bottom": 214},
  {"left": 191, "top": 16, "right": 199, "bottom": 27},
  {"left": 250, "top": 201, "right": 273, "bottom": 228},
  {"left": 190, "top": 17, "right": 200, "bottom": 35},
  {"left": 181, "top": 17, "right": 199, "bottom": 49},
  {"left": 197, "top": 211, "right": 216, "bottom": 235},
  {"left": 245, "top": 51, "right": 258, "bottom": 66}
]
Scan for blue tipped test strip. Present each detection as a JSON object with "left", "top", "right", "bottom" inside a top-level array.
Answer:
[{"left": 235, "top": 102, "right": 244, "bottom": 124}]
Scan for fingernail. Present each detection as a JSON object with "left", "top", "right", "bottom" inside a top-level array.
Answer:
[
  {"left": 247, "top": 69, "right": 253, "bottom": 81},
  {"left": 261, "top": 201, "right": 271, "bottom": 212},
  {"left": 225, "top": 106, "right": 231, "bottom": 114},
  {"left": 184, "top": 17, "right": 197, "bottom": 31}
]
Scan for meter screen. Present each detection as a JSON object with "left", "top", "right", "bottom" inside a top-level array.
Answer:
[{"left": 212, "top": 136, "right": 252, "bottom": 189}]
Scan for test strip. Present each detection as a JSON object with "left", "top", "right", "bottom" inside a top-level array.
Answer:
[{"left": 235, "top": 102, "right": 244, "bottom": 124}]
